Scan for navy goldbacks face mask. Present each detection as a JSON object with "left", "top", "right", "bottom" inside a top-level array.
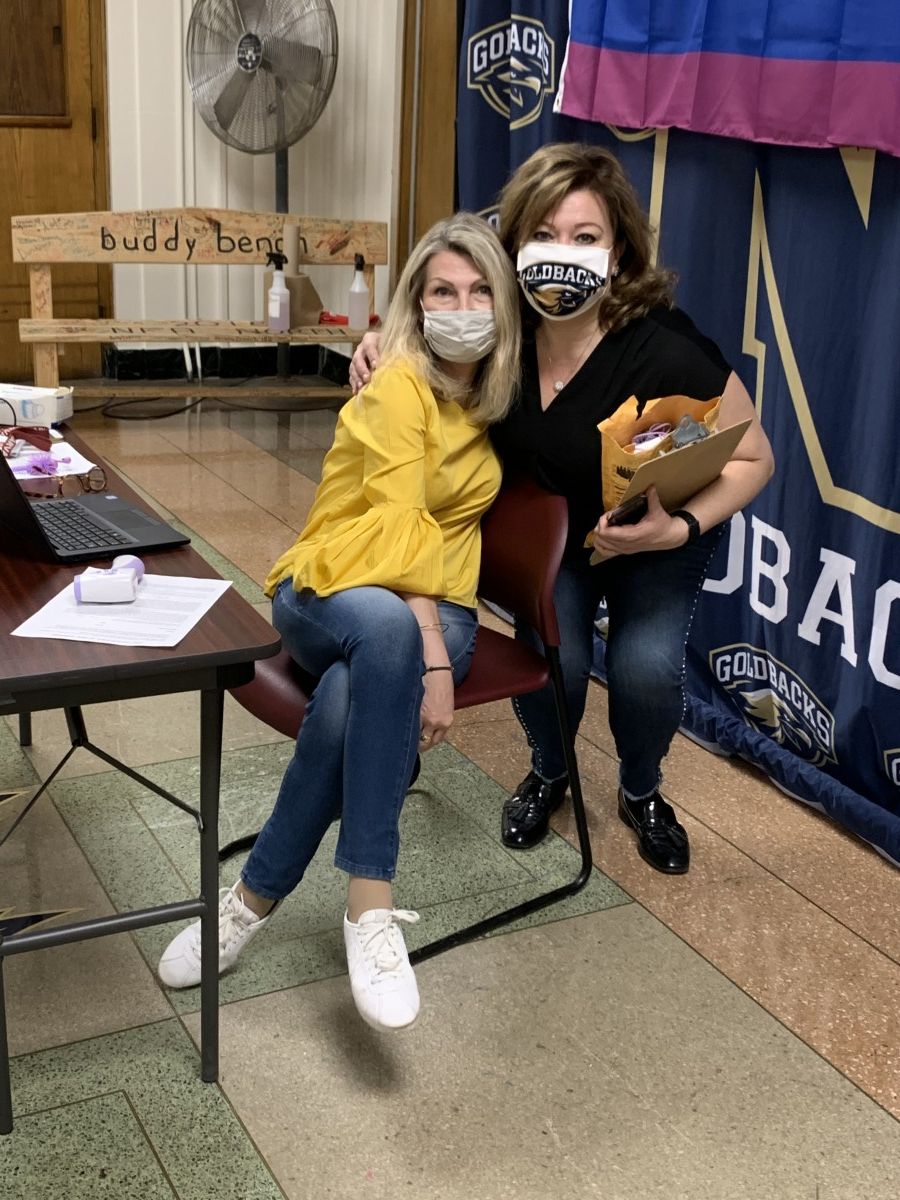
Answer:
[{"left": 515, "top": 241, "right": 612, "bottom": 321}]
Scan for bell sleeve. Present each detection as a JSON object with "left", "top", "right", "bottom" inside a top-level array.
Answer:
[{"left": 289, "top": 367, "right": 446, "bottom": 596}]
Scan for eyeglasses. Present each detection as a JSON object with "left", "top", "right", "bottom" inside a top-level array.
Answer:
[{"left": 21, "top": 466, "right": 107, "bottom": 499}]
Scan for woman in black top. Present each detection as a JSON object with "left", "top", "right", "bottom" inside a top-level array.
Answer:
[{"left": 351, "top": 142, "right": 773, "bottom": 875}]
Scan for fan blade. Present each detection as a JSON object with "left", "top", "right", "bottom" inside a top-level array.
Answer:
[
  {"left": 233, "top": 0, "right": 267, "bottom": 32},
  {"left": 188, "top": 14, "right": 243, "bottom": 55},
  {"left": 213, "top": 67, "right": 254, "bottom": 132},
  {"left": 262, "top": 37, "right": 323, "bottom": 86}
]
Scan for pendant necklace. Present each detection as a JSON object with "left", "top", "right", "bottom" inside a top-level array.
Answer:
[{"left": 542, "top": 330, "right": 600, "bottom": 394}]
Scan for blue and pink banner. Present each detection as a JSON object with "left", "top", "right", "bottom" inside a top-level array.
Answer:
[{"left": 556, "top": 0, "right": 900, "bottom": 157}]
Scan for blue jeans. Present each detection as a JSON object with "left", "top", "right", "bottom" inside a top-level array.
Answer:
[
  {"left": 241, "top": 581, "right": 477, "bottom": 898},
  {"left": 514, "top": 527, "right": 724, "bottom": 801}
]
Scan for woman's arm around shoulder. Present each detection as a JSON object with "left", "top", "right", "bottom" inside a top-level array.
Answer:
[{"left": 349, "top": 330, "right": 383, "bottom": 392}]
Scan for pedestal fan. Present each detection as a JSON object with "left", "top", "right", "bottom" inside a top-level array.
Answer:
[{"left": 186, "top": 0, "right": 339, "bottom": 372}]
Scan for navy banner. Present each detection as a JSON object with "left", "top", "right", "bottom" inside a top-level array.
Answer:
[{"left": 457, "top": 2, "right": 900, "bottom": 863}]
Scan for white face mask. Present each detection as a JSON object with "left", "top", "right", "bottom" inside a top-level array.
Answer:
[
  {"left": 421, "top": 308, "right": 498, "bottom": 363},
  {"left": 516, "top": 241, "right": 612, "bottom": 321}
]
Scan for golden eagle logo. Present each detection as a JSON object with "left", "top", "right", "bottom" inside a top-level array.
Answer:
[
  {"left": 709, "top": 644, "right": 837, "bottom": 767},
  {"left": 739, "top": 688, "right": 816, "bottom": 756},
  {"left": 467, "top": 19, "right": 555, "bottom": 130},
  {"left": 517, "top": 266, "right": 606, "bottom": 317}
]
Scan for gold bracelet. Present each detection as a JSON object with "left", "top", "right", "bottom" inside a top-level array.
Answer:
[{"left": 418, "top": 622, "right": 449, "bottom": 632}]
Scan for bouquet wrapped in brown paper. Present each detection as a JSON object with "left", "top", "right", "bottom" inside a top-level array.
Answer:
[{"left": 598, "top": 393, "right": 722, "bottom": 513}]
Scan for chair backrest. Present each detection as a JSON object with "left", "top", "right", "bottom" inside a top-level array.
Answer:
[{"left": 477, "top": 475, "right": 568, "bottom": 648}]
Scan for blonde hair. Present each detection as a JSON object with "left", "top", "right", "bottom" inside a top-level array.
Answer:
[
  {"left": 497, "top": 142, "right": 675, "bottom": 333},
  {"left": 376, "top": 212, "right": 520, "bottom": 426}
]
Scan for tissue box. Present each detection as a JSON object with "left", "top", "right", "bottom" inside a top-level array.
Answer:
[{"left": 0, "top": 384, "right": 74, "bottom": 427}]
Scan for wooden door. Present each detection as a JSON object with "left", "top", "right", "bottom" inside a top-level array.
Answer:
[
  {"left": 0, "top": 0, "right": 110, "bottom": 382},
  {"left": 397, "top": 0, "right": 458, "bottom": 277}
]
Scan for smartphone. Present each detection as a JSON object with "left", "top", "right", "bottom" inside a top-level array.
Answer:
[{"left": 605, "top": 494, "right": 648, "bottom": 526}]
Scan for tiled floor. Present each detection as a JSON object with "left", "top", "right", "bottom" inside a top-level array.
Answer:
[{"left": 2, "top": 401, "right": 899, "bottom": 1198}]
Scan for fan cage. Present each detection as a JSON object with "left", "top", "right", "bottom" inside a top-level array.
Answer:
[{"left": 186, "top": 0, "right": 338, "bottom": 154}]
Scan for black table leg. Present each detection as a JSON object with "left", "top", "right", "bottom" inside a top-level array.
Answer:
[
  {"left": 199, "top": 687, "right": 224, "bottom": 1084},
  {"left": 0, "top": 950, "right": 12, "bottom": 1134}
]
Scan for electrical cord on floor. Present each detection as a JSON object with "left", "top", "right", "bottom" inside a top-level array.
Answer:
[
  {"left": 88, "top": 394, "right": 208, "bottom": 421},
  {"left": 68, "top": 375, "right": 346, "bottom": 422}
]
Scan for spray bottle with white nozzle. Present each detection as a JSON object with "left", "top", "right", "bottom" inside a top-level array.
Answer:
[
  {"left": 266, "top": 251, "right": 290, "bottom": 332},
  {"left": 347, "top": 253, "right": 370, "bottom": 330}
]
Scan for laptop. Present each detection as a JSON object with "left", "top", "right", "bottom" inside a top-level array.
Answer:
[{"left": 0, "top": 455, "right": 190, "bottom": 562}]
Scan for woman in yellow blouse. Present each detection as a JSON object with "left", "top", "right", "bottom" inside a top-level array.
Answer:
[{"left": 158, "top": 213, "right": 521, "bottom": 1031}]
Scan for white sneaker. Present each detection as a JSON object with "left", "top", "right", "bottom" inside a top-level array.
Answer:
[
  {"left": 157, "top": 883, "right": 272, "bottom": 989},
  {"left": 343, "top": 908, "right": 421, "bottom": 1031}
]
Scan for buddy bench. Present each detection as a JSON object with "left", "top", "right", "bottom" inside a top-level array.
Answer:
[{"left": 11, "top": 207, "right": 387, "bottom": 401}]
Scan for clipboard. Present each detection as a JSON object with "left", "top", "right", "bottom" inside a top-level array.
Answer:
[{"left": 617, "top": 418, "right": 752, "bottom": 509}]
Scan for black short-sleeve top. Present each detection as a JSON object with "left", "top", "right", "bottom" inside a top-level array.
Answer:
[{"left": 491, "top": 307, "right": 732, "bottom": 558}]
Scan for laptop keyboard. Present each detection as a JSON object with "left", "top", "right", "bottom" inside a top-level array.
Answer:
[{"left": 32, "top": 498, "right": 134, "bottom": 552}]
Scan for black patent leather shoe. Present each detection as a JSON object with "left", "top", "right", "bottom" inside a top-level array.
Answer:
[
  {"left": 501, "top": 771, "right": 568, "bottom": 849},
  {"left": 408, "top": 754, "right": 421, "bottom": 789},
  {"left": 617, "top": 789, "right": 690, "bottom": 874}
]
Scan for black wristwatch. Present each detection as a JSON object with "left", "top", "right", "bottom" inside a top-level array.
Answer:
[{"left": 670, "top": 509, "right": 701, "bottom": 545}]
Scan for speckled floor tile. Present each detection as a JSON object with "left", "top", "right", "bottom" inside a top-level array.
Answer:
[
  {"left": 446, "top": 712, "right": 531, "bottom": 792},
  {"left": 1, "top": 1021, "right": 281, "bottom": 1199},
  {"left": 49, "top": 741, "right": 627, "bottom": 1013},
  {"left": 6, "top": 689, "right": 288, "bottom": 782},
  {"left": 447, "top": 669, "right": 900, "bottom": 1117},
  {"left": 660, "top": 731, "right": 900, "bottom": 961},
  {"left": 550, "top": 738, "right": 900, "bottom": 1119},
  {"left": 1, "top": 792, "right": 173, "bottom": 1056},
  {"left": 0, "top": 714, "right": 39, "bottom": 794},
  {"left": 155, "top": 418, "right": 322, "bottom": 535},
  {"left": 223, "top": 406, "right": 336, "bottom": 471},
  {"left": 3, "top": 1092, "right": 175, "bottom": 1200},
  {"left": 186, "top": 904, "right": 900, "bottom": 1200},
  {"left": 571, "top": 674, "right": 900, "bottom": 964}
]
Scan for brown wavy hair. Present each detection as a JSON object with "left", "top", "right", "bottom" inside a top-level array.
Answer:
[{"left": 496, "top": 142, "right": 675, "bottom": 333}]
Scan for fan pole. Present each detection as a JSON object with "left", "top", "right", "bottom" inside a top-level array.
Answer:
[{"left": 275, "top": 148, "right": 290, "bottom": 379}]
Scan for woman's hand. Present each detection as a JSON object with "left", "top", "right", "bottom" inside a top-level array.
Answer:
[
  {"left": 590, "top": 487, "right": 687, "bottom": 561},
  {"left": 419, "top": 669, "right": 455, "bottom": 749},
  {"left": 349, "top": 331, "right": 382, "bottom": 393},
  {"left": 402, "top": 593, "right": 454, "bottom": 749}
]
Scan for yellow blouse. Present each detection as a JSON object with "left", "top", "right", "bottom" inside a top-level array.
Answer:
[{"left": 265, "top": 363, "right": 502, "bottom": 608}]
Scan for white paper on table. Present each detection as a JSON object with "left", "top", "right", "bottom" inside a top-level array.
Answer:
[
  {"left": 11, "top": 574, "right": 232, "bottom": 648},
  {"left": 7, "top": 442, "right": 98, "bottom": 480}
]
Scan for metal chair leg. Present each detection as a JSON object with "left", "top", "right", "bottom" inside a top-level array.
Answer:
[{"left": 411, "top": 653, "right": 593, "bottom": 965}]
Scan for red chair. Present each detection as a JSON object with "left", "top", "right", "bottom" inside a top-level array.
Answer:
[{"left": 229, "top": 475, "right": 593, "bottom": 963}]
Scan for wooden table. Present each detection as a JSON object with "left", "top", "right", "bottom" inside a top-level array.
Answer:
[{"left": 0, "top": 434, "right": 281, "bottom": 1133}]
